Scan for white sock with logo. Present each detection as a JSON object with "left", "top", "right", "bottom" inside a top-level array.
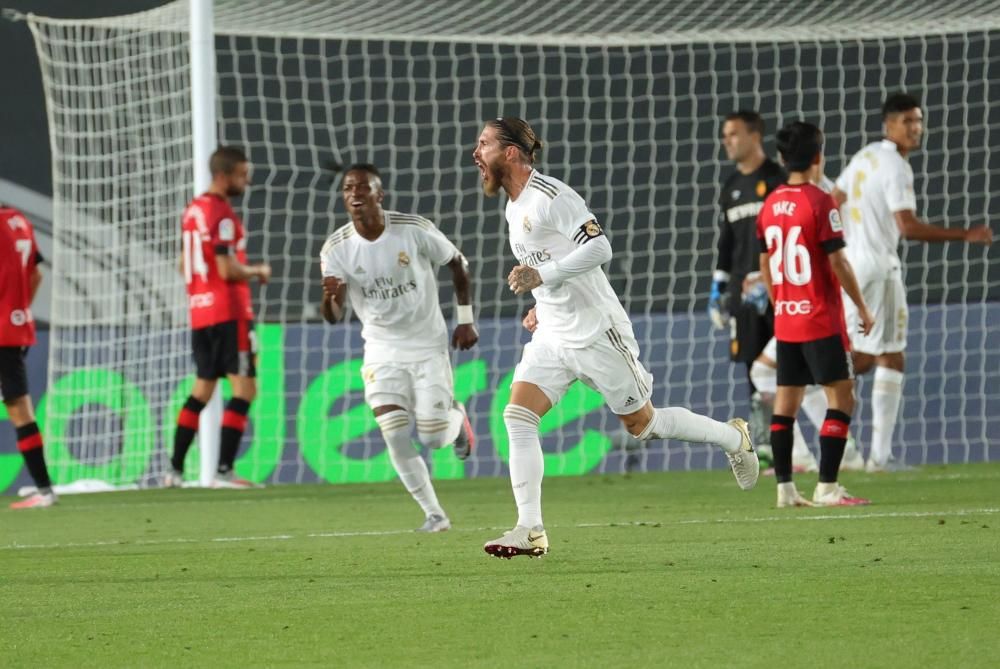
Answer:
[
  {"left": 503, "top": 404, "right": 544, "bottom": 529},
  {"left": 376, "top": 410, "right": 445, "bottom": 518},
  {"left": 637, "top": 407, "right": 742, "bottom": 453},
  {"left": 871, "top": 367, "right": 904, "bottom": 466}
]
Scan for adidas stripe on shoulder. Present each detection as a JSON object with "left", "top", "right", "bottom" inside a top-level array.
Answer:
[
  {"left": 388, "top": 211, "right": 435, "bottom": 230},
  {"left": 321, "top": 223, "right": 355, "bottom": 254},
  {"left": 527, "top": 173, "right": 559, "bottom": 199}
]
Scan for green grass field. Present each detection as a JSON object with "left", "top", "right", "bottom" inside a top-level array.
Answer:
[{"left": 3, "top": 463, "right": 999, "bottom": 668}]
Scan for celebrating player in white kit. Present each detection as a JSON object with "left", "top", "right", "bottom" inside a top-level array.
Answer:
[
  {"left": 832, "top": 93, "right": 992, "bottom": 472},
  {"left": 320, "top": 164, "right": 476, "bottom": 532},
  {"left": 473, "top": 117, "right": 758, "bottom": 559}
]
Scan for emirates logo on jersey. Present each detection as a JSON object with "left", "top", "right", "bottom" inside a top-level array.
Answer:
[
  {"left": 522, "top": 216, "right": 532, "bottom": 233},
  {"left": 397, "top": 251, "right": 410, "bottom": 267}
]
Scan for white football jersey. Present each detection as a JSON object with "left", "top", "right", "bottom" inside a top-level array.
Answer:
[
  {"left": 319, "top": 210, "right": 460, "bottom": 362},
  {"left": 835, "top": 139, "right": 917, "bottom": 269},
  {"left": 506, "top": 170, "right": 630, "bottom": 348}
]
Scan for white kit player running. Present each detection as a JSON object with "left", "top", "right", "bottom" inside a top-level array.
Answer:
[
  {"left": 831, "top": 93, "right": 992, "bottom": 472},
  {"left": 473, "top": 117, "right": 759, "bottom": 559},
  {"left": 319, "top": 164, "right": 477, "bottom": 532}
]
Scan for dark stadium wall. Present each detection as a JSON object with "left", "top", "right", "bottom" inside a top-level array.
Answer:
[{"left": 0, "top": 1, "right": 171, "bottom": 196}]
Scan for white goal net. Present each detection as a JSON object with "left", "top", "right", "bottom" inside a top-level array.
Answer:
[{"left": 22, "top": 0, "right": 1000, "bottom": 487}]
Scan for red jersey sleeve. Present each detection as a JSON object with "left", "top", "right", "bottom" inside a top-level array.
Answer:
[
  {"left": 209, "top": 200, "right": 239, "bottom": 256},
  {"left": 814, "top": 191, "right": 846, "bottom": 254},
  {"left": 0, "top": 208, "right": 40, "bottom": 346}
]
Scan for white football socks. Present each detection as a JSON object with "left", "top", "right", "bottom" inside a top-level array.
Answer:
[
  {"left": 503, "top": 404, "right": 544, "bottom": 529},
  {"left": 414, "top": 405, "right": 464, "bottom": 449},
  {"left": 637, "top": 407, "right": 741, "bottom": 453},
  {"left": 871, "top": 367, "right": 904, "bottom": 466},
  {"left": 376, "top": 410, "right": 445, "bottom": 518}
]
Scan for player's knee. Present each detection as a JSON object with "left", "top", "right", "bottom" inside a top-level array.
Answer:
[
  {"left": 852, "top": 352, "right": 875, "bottom": 375},
  {"left": 229, "top": 376, "right": 257, "bottom": 403},
  {"left": 625, "top": 419, "right": 648, "bottom": 438},
  {"left": 826, "top": 383, "right": 855, "bottom": 416},
  {"left": 3, "top": 395, "right": 34, "bottom": 426},
  {"left": 416, "top": 415, "right": 451, "bottom": 449},
  {"left": 621, "top": 403, "right": 653, "bottom": 437}
]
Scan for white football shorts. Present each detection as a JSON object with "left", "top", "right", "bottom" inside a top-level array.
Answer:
[
  {"left": 843, "top": 256, "right": 908, "bottom": 355},
  {"left": 513, "top": 324, "right": 654, "bottom": 415},
  {"left": 361, "top": 351, "right": 454, "bottom": 421}
]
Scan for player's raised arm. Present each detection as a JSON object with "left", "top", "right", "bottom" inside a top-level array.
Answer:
[{"left": 447, "top": 253, "right": 478, "bottom": 350}]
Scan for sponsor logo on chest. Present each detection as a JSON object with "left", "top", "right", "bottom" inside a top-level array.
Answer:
[{"left": 726, "top": 201, "right": 764, "bottom": 223}]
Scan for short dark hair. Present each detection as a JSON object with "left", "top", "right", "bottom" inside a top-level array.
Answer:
[
  {"left": 882, "top": 92, "right": 921, "bottom": 118},
  {"left": 775, "top": 121, "right": 823, "bottom": 172},
  {"left": 339, "top": 163, "right": 382, "bottom": 190},
  {"left": 342, "top": 163, "right": 381, "bottom": 180},
  {"left": 724, "top": 110, "right": 765, "bottom": 137},
  {"left": 490, "top": 117, "right": 543, "bottom": 164},
  {"left": 209, "top": 146, "right": 248, "bottom": 176}
]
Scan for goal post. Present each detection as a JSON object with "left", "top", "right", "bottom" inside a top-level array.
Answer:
[
  {"left": 188, "top": 0, "right": 223, "bottom": 487},
  {"left": 18, "top": 0, "right": 1000, "bottom": 489}
]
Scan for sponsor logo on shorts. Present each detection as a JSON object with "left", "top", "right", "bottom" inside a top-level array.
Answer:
[
  {"left": 774, "top": 299, "right": 813, "bottom": 316},
  {"left": 623, "top": 395, "right": 637, "bottom": 406}
]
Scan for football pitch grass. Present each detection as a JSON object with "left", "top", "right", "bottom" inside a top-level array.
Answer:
[{"left": 3, "top": 463, "right": 999, "bottom": 668}]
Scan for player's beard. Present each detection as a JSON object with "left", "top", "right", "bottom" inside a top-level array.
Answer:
[
  {"left": 226, "top": 184, "right": 245, "bottom": 197},
  {"left": 481, "top": 159, "right": 504, "bottom": 197}
]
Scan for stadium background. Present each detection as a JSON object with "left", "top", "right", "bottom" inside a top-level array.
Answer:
[{"left": 1, "top": 1, "right": 997, "bottom": 491}]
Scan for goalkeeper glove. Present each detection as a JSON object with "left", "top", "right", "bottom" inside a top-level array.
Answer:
[
  {"left": 708, "top": 280, "right": 729, "bottom": 330},
  {"left": 743, "top": 280, "right": 770, "bottom": 315}
]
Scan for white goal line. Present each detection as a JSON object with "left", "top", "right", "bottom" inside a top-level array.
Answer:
[{"left": 4, "top": 507, "right": 997, "bottom": 552}]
